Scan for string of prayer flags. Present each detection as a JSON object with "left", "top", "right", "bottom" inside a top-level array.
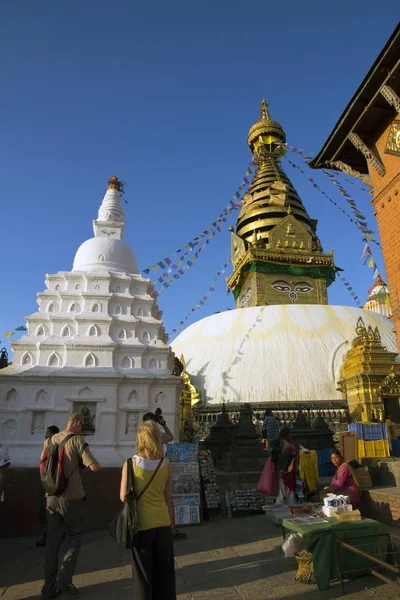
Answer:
[
  {"left": 361, "top": 242, "right": 382, "bottom": 280},
  {"left": 338, "top": 275, "right": 362, "bottom": 307},
  {"left": 1, "top": 325, "right": 27, "bottom": 342},
  {"left": 286, "top": 144, "right": 370, "bottom": 193},
  {"left": 285, "top": 145, "right": 376, "bottom": 243},
  {"left": 318, "top": 168, "right": 378, "bottom": 244},
  {"left": 283, "top": 153, "right": 382, "bottom": 281},
  {"left": 283, "top": 156, "right": 357, "bottom": 228},
  {"left": 167, "top": 259, "right": 231, "bottom": 340},
  {"left": 141, "top": 160, "right": 255, "bottom": 278}
]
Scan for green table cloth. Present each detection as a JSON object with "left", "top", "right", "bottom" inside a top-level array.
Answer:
[{"left": 265, "top": 513, "right": 382, "bottom": 590}]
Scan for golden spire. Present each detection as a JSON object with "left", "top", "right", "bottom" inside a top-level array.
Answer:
[
  {"left": 247, "top": 97, "right": 286, "bottom": 153},
  {"left": 107, "top": 174, "right": 123, "bottom": 191},
  {"left": 259, "top": 97, "right": 271, "bottom": 122}
]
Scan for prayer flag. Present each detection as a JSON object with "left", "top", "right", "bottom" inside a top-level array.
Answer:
[
  {"left": 165, "top": 257, "right": 172, "bottom": 266},
  {"left": 173, "top": 274, "right": 179, "bottom": 280},
  {"left": 368, "top": 257, "right": 375, "bottom": 268},
  {"left": 3, "top": 331, "right": 14, "bottom": 338},
  {"left": 361, "top": 244, "right": 370, "bottom": 259},
  {"left": 151, "top": 265, "right": 158, "bottom": 271},
  {"left": 178, "top": 269, "right": 184, "bottom": 275},
  {"left": 143, "top": 269, "right": 150, "bottom": 274},
  {"left": 158, "top": 261, "right": 166, "bottom": 269},
  {"left": 158, "top": 277, "right": 163, "bottom": 283},
  {"left": 163, "top": 282, "right": 169, "bottom": 289},
  {"left": 15, "top": 326, "right": 27, "bottom": 332}
]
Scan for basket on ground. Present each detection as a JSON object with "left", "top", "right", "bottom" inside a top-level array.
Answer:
[{"left": 294, "top": 551, "right": 315, "bottom": 584}]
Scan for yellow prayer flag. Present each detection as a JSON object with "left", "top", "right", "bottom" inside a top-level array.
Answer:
[
  {"left": 151, "top": 265, "right": 158, "bottom": 271},
  {"left": 3, "top": 331, "right": 14, "bottom": 338},
  {"left": 368, "top": 257, "right": 374, "bottom": 268}
]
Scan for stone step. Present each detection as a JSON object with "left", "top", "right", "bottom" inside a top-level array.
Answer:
[
  {"left": 363, "top": 458, "right": 400, "bottom": 487},
  {"left": 360, "top": 485, "right": 400, "bottom": 526}
]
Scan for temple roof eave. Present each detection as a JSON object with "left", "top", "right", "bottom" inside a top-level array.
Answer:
[{"left": 309, "top": 23, "right": 400, "bottom": 173}]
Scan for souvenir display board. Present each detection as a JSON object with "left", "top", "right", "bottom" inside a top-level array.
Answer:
[
  {"left": 225, "top": 489, "right": 275, "bottom": 518},
  {"left": 166, "top": 443, "right": 201, "bottom": 525},
  {"left": 198, "top": 449, "right": 222, "bottom": 519}
]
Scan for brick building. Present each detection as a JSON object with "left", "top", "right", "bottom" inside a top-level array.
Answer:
[{"left": 310, "top": 24, "right": 400, "bottom": 349}]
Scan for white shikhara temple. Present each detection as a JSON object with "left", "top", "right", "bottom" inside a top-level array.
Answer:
[{"left": 0, "top": 175, "right": 181, "bottom": 466}]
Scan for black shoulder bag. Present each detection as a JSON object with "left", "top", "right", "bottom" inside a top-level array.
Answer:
[{"left": 110, "top": 457, "right": 163, "bottom": 549}]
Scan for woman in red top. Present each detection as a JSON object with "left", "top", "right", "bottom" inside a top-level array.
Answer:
[{"left": 328, "top": 450, "right": 361, "bottom": 508}]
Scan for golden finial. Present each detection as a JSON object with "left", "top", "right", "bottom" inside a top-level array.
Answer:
[
  {"left": 287, "top": 205, "right": 293, "bottom": 214},
  {"left": 259, "top": 97, "right": 271, "bottom": 122},
  {"left": 107, "top": 174, "right": 122, "bottom": 191},
  {"left": 247, "top": 97, "right": 286, "bottom": 152}
]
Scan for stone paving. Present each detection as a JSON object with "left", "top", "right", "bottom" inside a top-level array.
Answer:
[{"left": 1, "top": 515, "right": 400, "bottom": 600}]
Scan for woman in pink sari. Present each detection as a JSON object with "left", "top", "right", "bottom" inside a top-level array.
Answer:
[{"left": 328, "top": 450, "right": 361, "bottom": 508}]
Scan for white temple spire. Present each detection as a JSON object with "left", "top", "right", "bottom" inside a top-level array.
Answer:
[{"left": 93, "top": 174, "right": 125, "bottom": 239}]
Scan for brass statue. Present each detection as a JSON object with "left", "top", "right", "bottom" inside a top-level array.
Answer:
[{"left": 80, "top": 406, "right": 95, "bottom": 435}]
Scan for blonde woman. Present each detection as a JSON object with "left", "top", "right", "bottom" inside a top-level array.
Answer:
[{"left": 120, "top": 420, "right": 176, "bottom": 600}]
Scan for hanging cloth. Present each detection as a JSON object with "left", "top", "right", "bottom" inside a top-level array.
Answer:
[{"left": 299, "top": 450, "right": 319, "bottom": 493}]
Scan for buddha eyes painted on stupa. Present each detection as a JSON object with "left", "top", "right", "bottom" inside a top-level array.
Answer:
[{"left": 271, "top": 280, "right": 313, "bottom": 303}]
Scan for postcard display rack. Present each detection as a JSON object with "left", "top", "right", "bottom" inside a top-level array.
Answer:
[
  {"left": 166, "top": 443, "right": 201, "bottom": 526},
  {"left": 226, "top": 489, "right": 274, "bottom": 518},
  {"left": 198, "top": 449, "right": 222, "bottom": 519}
]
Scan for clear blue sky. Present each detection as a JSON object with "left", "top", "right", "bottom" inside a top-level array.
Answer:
[{"left": 0, "top": 1, "right": 397, "bottom": 352}]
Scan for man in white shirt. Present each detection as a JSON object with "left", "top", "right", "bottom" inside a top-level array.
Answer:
[{"left": 0, "top": 444, "right": 10, "bottom": 503}]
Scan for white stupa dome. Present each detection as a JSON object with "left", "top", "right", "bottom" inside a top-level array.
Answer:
[
  {"left": 171, "top": 304, "right": 398, "bottom": 405},
  {"left": 72, "top": 237, "right": 138, "bottom": 274}
]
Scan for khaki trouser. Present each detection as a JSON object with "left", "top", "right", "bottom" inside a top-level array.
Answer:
[{"left": 41, "top": 496, "right": 87, "bottom": 597}]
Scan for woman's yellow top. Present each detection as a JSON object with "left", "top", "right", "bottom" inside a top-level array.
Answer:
[{"left": 133, "top": 455, "right": 170, "bottom": 531}]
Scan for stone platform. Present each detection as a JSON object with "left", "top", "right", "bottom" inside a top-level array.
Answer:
[
  {"left": 361, "top": 485, "right": 400, "bottom": 526},
  {"left": 2, "top": 515, "right": 400, "bottom": 599}
]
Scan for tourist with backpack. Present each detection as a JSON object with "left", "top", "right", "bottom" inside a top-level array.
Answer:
[
  {"left": 40, "top": 413, "right": 100, "bottom": 599},
  {"left": 37, "top": 425, "right": 60, "bottom": 548}
]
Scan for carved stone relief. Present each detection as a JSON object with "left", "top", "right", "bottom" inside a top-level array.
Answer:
[
  {"left": 31, "top": 412, "right": 45, "bottom": 434},
  {"left": 155, "top": 391, "right": 165, "bottom": 404},
  {"left": 125, "top": 412, "right": 139, "bottom": 435},
  {"left": 128, "top": 390, "right": 139, "bottom": 402},
  {"left": 6, "top": 389, "right": 17, "bottom": 403},
  {"left": 36, "top": 389, "right": 47, "bottom": 403},
  {"left": 2, "top": 419, "right": 17, "bottom": 438}
]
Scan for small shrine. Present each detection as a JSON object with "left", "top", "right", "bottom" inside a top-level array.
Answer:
[
  {"left": 363, "top": 276, "right": 392, "bottom": 318},
  {"left": 338, "top": 317, "right": 399, "bottom": 422},
  {"left": 203, "top": 403, "right": 235, "bottom": 462},
  {"left": 219, "top": 403, "right": 266, "bottom": 471},
  {"left": 290, "top": 410, "right": 320, "bottom": 450}
]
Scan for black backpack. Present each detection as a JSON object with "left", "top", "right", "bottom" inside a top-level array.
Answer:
[{"left": 39, "top": 434, "right": 76, "bottom": 496}]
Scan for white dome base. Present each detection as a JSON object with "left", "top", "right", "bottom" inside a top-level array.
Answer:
[{"left": 171, "top": 304, "right": 398, "bottom": 405}]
